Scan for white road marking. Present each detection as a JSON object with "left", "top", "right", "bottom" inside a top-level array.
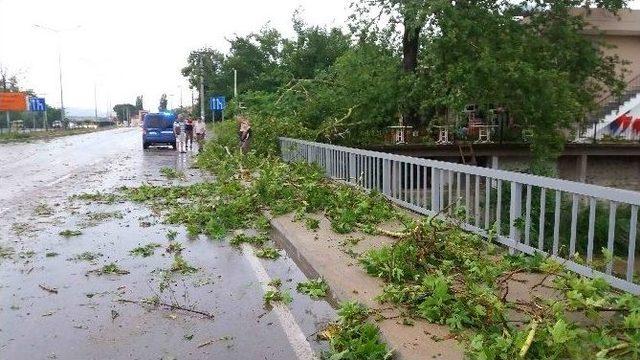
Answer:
[
  {"left": 241, "top": 243, "right": 315, "bottom": 360},
  {"left": 45, "top": 173, "right": 73, "bottom": 187}
]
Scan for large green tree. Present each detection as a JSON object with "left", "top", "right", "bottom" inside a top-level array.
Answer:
[
  {"left": 159, "top": 94, "right": 168, "bottom": 111},
  {"left": 113, "top": 104, "right": 136, "bottom": 122},
  {"left": 135, "top": 95, "right": 144, "bottom": 111}
]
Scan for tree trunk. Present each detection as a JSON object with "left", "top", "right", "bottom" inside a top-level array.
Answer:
[{"left": 402, "top": 21, "right": 421, "bottom": 127}]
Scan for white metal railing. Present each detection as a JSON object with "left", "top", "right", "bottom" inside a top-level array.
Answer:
[{"left": 279, "top": 137, "right": 640, "bottom": 294}]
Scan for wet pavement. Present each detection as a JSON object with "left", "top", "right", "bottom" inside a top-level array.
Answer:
[{"left": 0, "top": 128, "right": 335, "bottom": 359}]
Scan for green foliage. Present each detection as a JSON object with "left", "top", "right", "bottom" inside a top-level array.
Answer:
[
  {"left": 59, "top": 229, "right": 82, "bottom": 237},
  {"left": 255, "top": 247, "right": 280, "bottom": 260},
  {"left": 170, "top": 254, "right": 198, "bottom": 274},
  {"left": 113, "top": 103, "right": 136, "bottom": 122},
  {"left": 361, "top": 215, "right": 640, "bottom": 358},
  {"left": 71, "top": 192, "right": 122, "bottom": 204},
  {"left": 297, "top": 278, "right": 329, "bottom": 299},
  {"left": 129, "top": 243, "right": 162, "bottom": 257},
  {"left": 160, "top": 167, "right": 185, "bottom": 180},
  {"left": 323, "top": 301, "right": 392, "bottom": 360},
  {"left": 230, "top": 233, "right": 269, "bottom": 247},
  {"left": 159, "top": 94, "right": 168, "bottom": 111},
  {"left": 97, "top": 262, "right": 129, "bottom": 275},
  {"left": 263, "top": 289, "right": 293, "bottom": 306},
  {"left": 68, "top": 251, "right": 103, "bottom": 262},
  {"left": 360, "top": 241, "right": 418, "bottom": 283}
]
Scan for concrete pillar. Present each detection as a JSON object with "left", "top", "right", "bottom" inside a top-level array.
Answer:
[{"left": 577, "top": 154, "right": 588, "bottom": 183}]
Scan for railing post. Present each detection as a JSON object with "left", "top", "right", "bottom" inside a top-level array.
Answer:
[
  {"left": 382, "top": 159, "right": 391, "bottom": 196},
  {"left": 431, "top": 168, "right": 441, "bottom": 212},
  {"left": 349, "top": 153, "right": 356, "bottom": 183},
  {"left": 509, "top": 182, "right": 523, "bottom": 254}
]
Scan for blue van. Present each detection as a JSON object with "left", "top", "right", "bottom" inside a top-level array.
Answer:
[{"left": 142, "top": 113, "right": 176, "bottom": 149}]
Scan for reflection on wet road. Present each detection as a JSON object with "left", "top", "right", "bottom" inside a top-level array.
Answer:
[{"left": 0, "top": 128, "right": 334, "bottom": 359}]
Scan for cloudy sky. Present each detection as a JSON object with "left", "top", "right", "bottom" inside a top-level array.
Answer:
[
  {"left": 0, "top": 0, "right": 349, "bottom": 116},
  {"left": 1, "top": 0, "right": 639, "bottom": 116}
]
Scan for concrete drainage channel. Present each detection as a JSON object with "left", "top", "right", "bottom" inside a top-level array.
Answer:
[{"left": 267, "top": 212, "right": 465, "bottom": 360}]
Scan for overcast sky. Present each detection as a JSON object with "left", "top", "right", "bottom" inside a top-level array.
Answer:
[
  {"left": 0, "top": 0, "right": 349, "bottom": 116},
  {"left": 1, "top": 0, "right": 639, "bottom": 116}
]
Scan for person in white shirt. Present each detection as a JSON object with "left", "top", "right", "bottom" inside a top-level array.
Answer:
[
  {"left": 174, "top": 115, "right": 187, "bottom": 153},
  {"left": 194, "top": 119, "right": 206, "bottom": 153}
]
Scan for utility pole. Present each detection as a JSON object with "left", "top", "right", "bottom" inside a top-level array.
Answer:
[
  {"left": 234, "top": 69, "right": 238, "bottom": 97},
  {"left": 199, "top": 54, "right": 205, "bottom": 121},
  {"left": 58, "top": 52, "right": 65, "bottom": 124},
  {"left": 33, "top": 24, "right": 82, "bottom": 127}
]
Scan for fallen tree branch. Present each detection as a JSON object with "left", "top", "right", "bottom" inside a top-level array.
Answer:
[
  {"left": 39, "top": 284, "right": 58, "bottom": 294},
  {"left": 519, "top": 320, "right": 538, "bottom": 358},
  {"left": 117, "top": 298, "right": 214, "bottom": 319}
]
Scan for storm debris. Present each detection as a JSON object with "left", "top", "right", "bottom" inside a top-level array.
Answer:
[
  {"left": 39, "top": 284, "right": 59, "bottom": 294},
  {"left": 59, "top": 229, "right": 82, "bottom": 237},
  {"left": 88, "top": 262, "right": 129, "bottom": 276},
  {"left": 68, "top": 251, "right": 103, "bottom": 262},
  {"left": 129, "top": 243, "right": 162, "bottom": 257},
  {"left": 117, "top": 298, "right": 214, "bottom": 319}
]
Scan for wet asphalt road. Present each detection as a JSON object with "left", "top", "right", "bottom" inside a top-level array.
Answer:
[{"left": 0, "top": 128, "right": 335, "bottom": 359}]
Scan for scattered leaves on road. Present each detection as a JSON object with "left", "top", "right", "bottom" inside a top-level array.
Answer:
[
  {"left": 297, "top": 278, "right": 329, "bottom": 299},
  {"left": 129, "top": 243, "right": 162, "bottom": 257},
  {"left": 160, "top": 167, "right": 185, "bottom": 180},
  {"left": 89, "top": 262, "right": 129, "bottom": 276},
  {"left": 59, "top": 229, "right": 82, "bottom": 237},
  {"left": 263, "top": 290, "right": 292, "bottom": 306},
  {"left": 68, "top": 251, "right": 103, "bottom": 262},
  {"left": 255, "top": 247, "right": 280, "bottom": 260}
]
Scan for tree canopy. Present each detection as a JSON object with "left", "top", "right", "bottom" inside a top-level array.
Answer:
[
  {"left": 135, "top": 95, "right": 144, "bottom": 111},
  {"left": 182, "top": 1, "right": 629, "bottom": 173}
]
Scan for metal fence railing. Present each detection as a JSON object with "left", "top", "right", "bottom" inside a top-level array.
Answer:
[{"left": 279, "top": 137, "right": 640, "bottom": 294}]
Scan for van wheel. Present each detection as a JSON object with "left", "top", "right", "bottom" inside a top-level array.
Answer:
[{"left": 143, "top": 142, "right": 149, "bottom": 149}]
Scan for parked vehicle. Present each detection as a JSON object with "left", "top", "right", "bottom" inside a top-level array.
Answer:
[
  {"left": 142, "top": 112, "right": 176, "bottom": 149},
  {"left": 51, "top": 121, "right": 62, "bottom": 129}
]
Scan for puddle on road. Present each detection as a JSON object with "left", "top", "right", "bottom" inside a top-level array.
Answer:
[{"left": 0, "top": 147, "right": 335, "bottom": 359}]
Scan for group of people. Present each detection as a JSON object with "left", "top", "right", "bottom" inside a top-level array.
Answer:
[
  {"left": 173, "top": 114, "right": 206, "bottom": 153},
  {"left": 173, "top": 113, "right": 252, "bottom": 154}
]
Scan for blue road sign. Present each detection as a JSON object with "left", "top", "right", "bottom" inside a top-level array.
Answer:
[
  {"left": 209, "top": 96, "right": 226, "bottom": 111},
  {"left": 29, "top": 97, "right": 46, "bottom": 112}
]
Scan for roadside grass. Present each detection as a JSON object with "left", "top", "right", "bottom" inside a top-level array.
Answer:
[
  {"left": 160, "top": 167, "right": 185, "bottom": 180},
  {"left": 70, "top": 192, "right": 122, "bottom": 204},
  {"left": 0, "top": 127, "right": 113, "bottom": 143}
]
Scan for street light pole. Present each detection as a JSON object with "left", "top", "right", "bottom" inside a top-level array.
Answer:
[
  {"left": 93, "top": 83, "right": 98, "bottom": 122},
  {"left": 199, "top": 54, "right": 205, "bottom": 121},
  {"left": 58, "top": 52, "right": 65, "bottom": 124},
  {"left": 33, "top": 24, "right": 80, "bottom": 125}
]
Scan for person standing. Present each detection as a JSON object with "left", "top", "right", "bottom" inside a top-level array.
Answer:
[
  {"left": 174, "top": 115, "right": 187, "bottom": 153},
  {"left": 238, "top": 115, "right": 251, "bottom": 154},
  {"left": 194, "top": 118, "right": 206, "bottom": 153},
  {"left": 184, "top": 117, "right": 194, "bottom": 151}
]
